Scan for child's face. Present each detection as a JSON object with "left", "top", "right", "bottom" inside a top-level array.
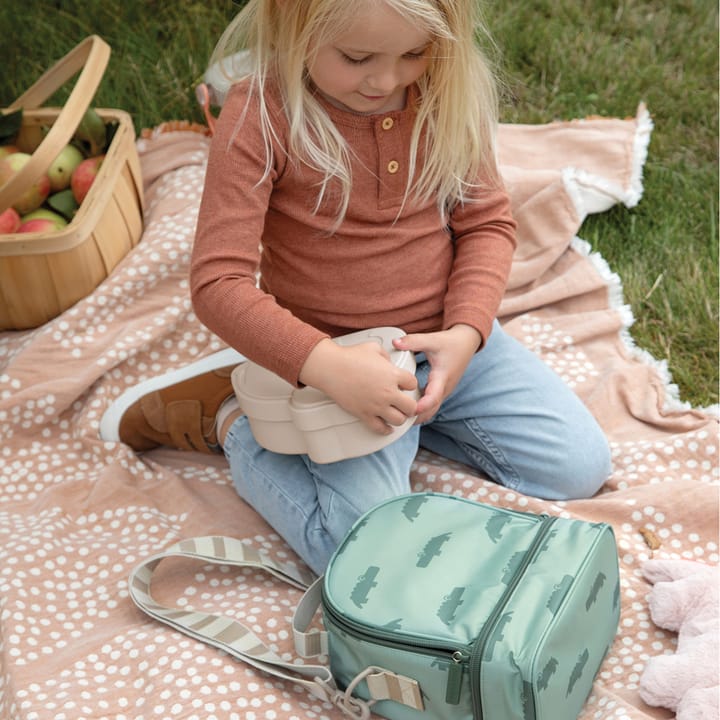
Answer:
[{"left": 306, "top": 1, "right": 432, "bottom": 115}]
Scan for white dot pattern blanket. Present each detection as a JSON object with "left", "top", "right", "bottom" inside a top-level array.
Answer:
[{"left": 0, "top": 107, "right": 717, "bottom": 720}]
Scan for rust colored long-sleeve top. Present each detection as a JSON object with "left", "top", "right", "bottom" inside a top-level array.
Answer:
[{"left": 191, "top": 77, "right": 516, "bottom": 386}]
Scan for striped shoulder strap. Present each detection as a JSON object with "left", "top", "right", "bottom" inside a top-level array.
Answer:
[{"left": 129, "top": 536, "right": 423, "bottom": 717}]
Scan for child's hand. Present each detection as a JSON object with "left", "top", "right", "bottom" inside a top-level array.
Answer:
[
  {"left": 392, "top": 324, "right": 482, "bottom": 424},
  {"left": 299, "top": 339, "right": 418, "bottom": 435}
]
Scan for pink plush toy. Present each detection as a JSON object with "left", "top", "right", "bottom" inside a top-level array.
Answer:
[{"left": 640, "top": 558, "right": 719, "bottom": 720}]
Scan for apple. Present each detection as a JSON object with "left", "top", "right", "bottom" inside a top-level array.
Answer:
[
  {"left": 18, "top": 218, "right": 64, "bottom": 233},
  {"left": 0, "top": 152, "right": 51, "bottom": 214},
  {"left": 47, "top": 144, "right": 84, "bottom": 192},
  {"left": 18, "top": 208, "right": 68, "bottom": 233},
  {"left": 71, "top": 154, "right": 104, "bottom": 204},
  {"left": 0, "top": 145, "right": 19, "bottom": 160},
  {"left": 0, "top": 207, "right": 21, "bottom": 233}
]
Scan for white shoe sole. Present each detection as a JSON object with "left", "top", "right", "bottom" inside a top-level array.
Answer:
[{"left": 99, "top": 347, "right": 246, "bottom": 442}]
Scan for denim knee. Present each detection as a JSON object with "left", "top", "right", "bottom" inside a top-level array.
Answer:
[
  {"left": 223, "top": 417, "right": 418, "bottom": 574},
  {"left": 538, "top": 423, "right": 612, "bottom": 500}
]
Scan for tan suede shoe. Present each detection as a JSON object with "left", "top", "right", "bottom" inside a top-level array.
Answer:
[{"left": 99, "top": 348, "right": 245, "bottom": 453}]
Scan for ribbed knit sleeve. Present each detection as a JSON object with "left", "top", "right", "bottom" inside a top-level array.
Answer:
[
  {"left": 190, "top": 80, "right": 330, "bottom": 385},
  {"left": 444, "top": 182, "right": 517, "bottom": 345}
]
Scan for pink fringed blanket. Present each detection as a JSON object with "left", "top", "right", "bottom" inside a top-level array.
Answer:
[{"left": 0, "top": 107, "right": 717, "bottom": 720}]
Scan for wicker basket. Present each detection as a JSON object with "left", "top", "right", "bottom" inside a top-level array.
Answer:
[{"left": 0, "top": 35, "right": 144, "bottom": 330}]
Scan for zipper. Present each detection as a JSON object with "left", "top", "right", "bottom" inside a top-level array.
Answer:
[
  {"left": 322, "top": 591, "right": 473, "bottom": 704},
  {"left": 469, "top": 514, "right": 558, "bottom": 719}
]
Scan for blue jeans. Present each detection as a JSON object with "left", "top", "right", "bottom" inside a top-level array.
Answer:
[{"left": 223, "top": 322, "right": 611, "bottom": 574}]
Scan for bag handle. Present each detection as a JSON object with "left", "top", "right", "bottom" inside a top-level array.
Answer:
[
  {"left": 0, "top": 34, "right": 111, "bottom": 213},
  {"left": 129, "top": 536, "right": 423, "bottom": 718},
  {"left": 292, "top": 577, "right": 425, "bottom": 712}
]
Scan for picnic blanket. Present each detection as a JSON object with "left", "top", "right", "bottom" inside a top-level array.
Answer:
[{"left": 1, "top": 105, "right": 718, "bottom": 720}]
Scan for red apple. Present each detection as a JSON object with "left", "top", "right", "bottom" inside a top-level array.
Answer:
[
  {"left": 0, "top": 207, "right": 21, "bottom": 233},
  {"left": 71, "top": 154, "right": 104, "bottom": 204},
  {"left": 0, "top": 152, "right": 51, "bottom": 214},
  {"left": 18, "top": 208, "right": 67, "bottom": 233}
]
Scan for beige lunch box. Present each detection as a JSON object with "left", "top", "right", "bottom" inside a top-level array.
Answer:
[{"left": 231, "top": 327, "right": 419, "bottom": 463}]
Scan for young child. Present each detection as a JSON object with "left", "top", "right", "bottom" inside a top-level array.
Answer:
[{"left": 101, "top": 0, "right": 611, "bottom": 575}]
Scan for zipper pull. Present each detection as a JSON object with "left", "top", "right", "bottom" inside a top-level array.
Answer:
[{"left": 445, "top": 650, "right": 468, "bottom": 705}]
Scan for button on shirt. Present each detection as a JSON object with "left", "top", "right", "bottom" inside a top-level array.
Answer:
[
  {"left": 353, "top": 110, "right": 408, "bottom": 209},
  {"left": 382, "top": 117, "right": 399, "bottom": 175}
]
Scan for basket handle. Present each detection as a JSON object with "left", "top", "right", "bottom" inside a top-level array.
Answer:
[{"left": 0, "top": 35, "right": 111, "bottom": 213}]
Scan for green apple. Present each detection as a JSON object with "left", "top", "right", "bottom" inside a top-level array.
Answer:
[
  {"left": 74, "top": 108, "right": 107, "bottom": 156},
  {"left": 0, "top": 152, "right": 51, "bottom": 214},
  {"left": 47, "top": 144, "right": 84, "bottom": 192}
]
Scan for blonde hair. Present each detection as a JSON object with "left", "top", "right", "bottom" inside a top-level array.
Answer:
[{"left": 211, "top": 0, "right": 500, "bottom": 226}]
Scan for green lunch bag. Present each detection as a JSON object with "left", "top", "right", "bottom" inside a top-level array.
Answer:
[{"left": 129, "top": 492, "right": 621, "bottom": 720}]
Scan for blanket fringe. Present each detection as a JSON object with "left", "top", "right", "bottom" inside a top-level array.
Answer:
[
  {"left": 628, "top": 102, "right": 654, "bottom": 208},
  {"left": 571, "top": 237, "right": 698, "bottom": 415},
  {"left": 561, "top": 103, "right": 654, "bottom": 220},
  {"left": 566, "top": 107, "right": 717, "bottom": 417}
]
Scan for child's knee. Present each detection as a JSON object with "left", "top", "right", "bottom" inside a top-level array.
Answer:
[{"left": 550, "top": 429, "right": 612, "bottom": 500}]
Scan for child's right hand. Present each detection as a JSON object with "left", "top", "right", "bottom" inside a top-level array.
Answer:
[{"left": 299, "top": 338, "right": 418, "bottom": 435}]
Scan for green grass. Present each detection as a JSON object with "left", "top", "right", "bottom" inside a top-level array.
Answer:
[
  {"left": 487, "top": 0, "right": 719, "bottom": 408},
  {"left": 2, "top": 0, "right": 717, "bottom": 407}
]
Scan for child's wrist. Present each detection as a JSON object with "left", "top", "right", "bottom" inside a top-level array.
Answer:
[
  {"left": 298, "top": 338, "right": 338, "bottom": 390},
  {"left": 449, "top": 323, "right": 483, "bottom": 352}
]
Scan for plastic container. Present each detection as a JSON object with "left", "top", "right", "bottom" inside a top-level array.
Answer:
[
  {"left": 231, "top": 327, "right": 419, "bottom": 463},
  {"left": 0, "top": 36, "right": 144, "bottom": 330}
]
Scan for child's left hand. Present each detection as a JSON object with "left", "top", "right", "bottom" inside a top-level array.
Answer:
[{"left": 393, "top": 324, "right": 481, "bottom": 424}]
